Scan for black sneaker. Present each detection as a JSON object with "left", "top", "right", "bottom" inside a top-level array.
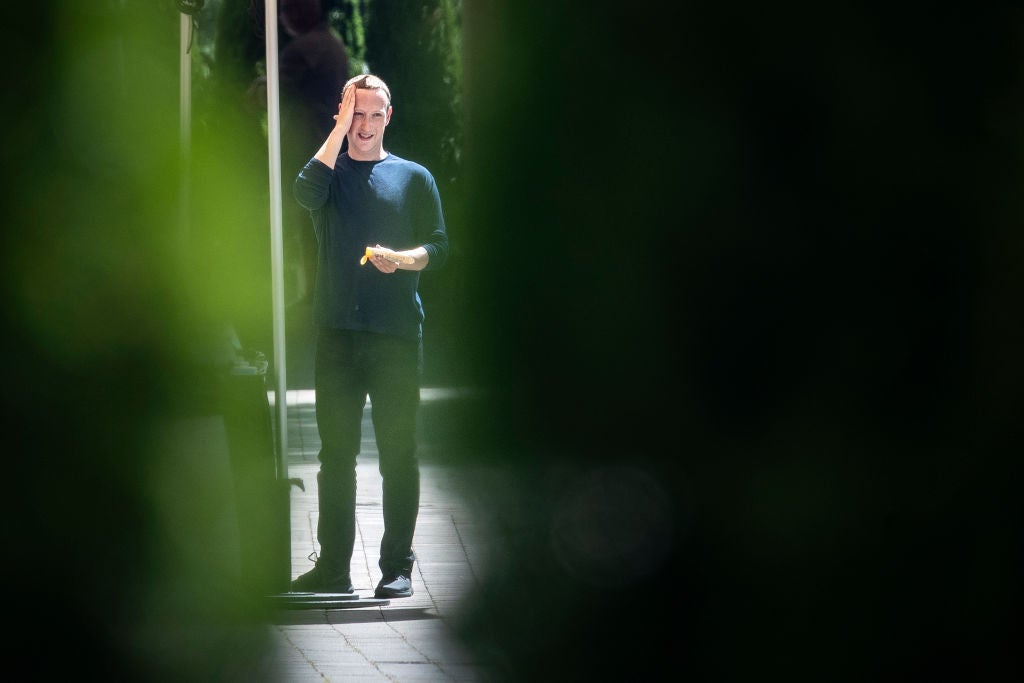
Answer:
[
  {"left": 291, "top": 564, "right": 354, "bottom": 594},
  {"left": 374, "top": 574, "right": 413, "bottom": 599}
]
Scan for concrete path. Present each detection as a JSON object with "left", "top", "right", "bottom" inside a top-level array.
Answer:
[{"left": 268, "top": 390, "right": 493, "bottom": 681}]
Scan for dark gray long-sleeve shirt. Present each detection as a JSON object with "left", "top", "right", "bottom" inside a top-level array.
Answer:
[{"left": 294, "top": 153, "right": 449, "bottom": 340}]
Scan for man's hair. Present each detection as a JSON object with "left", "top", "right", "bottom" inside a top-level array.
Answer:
[{"left": 342, "top": 74, "right": 392, "bottom": 107}]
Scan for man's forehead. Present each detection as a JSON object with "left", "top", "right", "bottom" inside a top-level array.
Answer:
[{"left": 354, "top": 88, "right": 390, "bottom": 110}]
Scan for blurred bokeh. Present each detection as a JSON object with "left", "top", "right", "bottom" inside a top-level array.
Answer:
[
  {"left": 2, "top": 1, "right": 1022, "bottom": 680},
  {"left": 447, "top": 1, "right": 1024, "bottom": 680},
  {"left": 2, "top": 2, "right": 281, "bottom": 679}
]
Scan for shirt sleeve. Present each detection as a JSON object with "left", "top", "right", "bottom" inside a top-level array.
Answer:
[
  {"left": 293, "top": 158, "right": 334, "bottom": 211},
  {"left": 419, "top": 173, "right": 450, "bottom": 271}
]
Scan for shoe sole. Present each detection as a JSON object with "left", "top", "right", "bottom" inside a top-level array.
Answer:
[{"left": 374, "top": 589, "right": 413, "bottom": 599}]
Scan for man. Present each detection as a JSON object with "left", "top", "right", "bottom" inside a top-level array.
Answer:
[{"left": 291, "top": 74, "right": 449, "bottom": 599}]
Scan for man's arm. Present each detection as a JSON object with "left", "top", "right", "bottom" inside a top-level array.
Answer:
[{"left": 313, "top": 83, "right": 355, "bottom": 168}]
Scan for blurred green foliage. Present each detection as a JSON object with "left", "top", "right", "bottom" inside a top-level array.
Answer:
[
  {"left": 2, "top": 2, "right": 279, "bottom": 678},
  {"left": 326, "top": 0, "right": 367, "bottom": 75}
]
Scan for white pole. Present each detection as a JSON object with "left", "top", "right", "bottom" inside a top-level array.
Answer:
[
  {"left": 264, "top": 1, "right": 289, "bottom": 486},
  {"left": 179, "top": 13, "right": 191, "bottom": 252}
]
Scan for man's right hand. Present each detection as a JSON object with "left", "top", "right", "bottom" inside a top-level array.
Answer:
[
  {"left": 333, "top": 83, "right": 356, "bottom": 136},
  {"left": 314, "top": 83, "right": 355, "bottom": 166}
]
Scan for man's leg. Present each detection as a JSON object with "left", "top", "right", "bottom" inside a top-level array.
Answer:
[
  {"left": 292, "top": 330, "right": 366, "bottom": 593},
  {"left": 367, "top": 334, "right": 422, "bottom": 598}
]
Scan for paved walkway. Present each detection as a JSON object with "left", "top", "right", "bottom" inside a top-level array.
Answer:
[{"left": 267, "top": 389, "right": 493, "bottom": 681}]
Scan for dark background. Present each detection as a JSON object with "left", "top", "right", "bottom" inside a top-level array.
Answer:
[{"left": 447, "top": 1, "right": 1023, "bottom": 680}]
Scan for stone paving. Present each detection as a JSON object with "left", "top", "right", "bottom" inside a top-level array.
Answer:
[{"left": 267, "top": 390, "right": 494, "bottom": 681}]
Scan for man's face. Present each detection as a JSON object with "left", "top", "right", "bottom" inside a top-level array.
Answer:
[{"left": 347, "top": 88, "right": 392, "bottom": 160}]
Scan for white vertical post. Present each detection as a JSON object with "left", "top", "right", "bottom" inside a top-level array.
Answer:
[
  {"left": 179, "top": 13, "right": 191, "bottom": 251},
  {"left": 264, "top": 1, "right": 289, "bottom": 486}
]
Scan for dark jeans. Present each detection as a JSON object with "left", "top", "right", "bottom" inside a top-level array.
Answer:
[{"left": 313, "top": 328, "right": 421, "bottom": 577}]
